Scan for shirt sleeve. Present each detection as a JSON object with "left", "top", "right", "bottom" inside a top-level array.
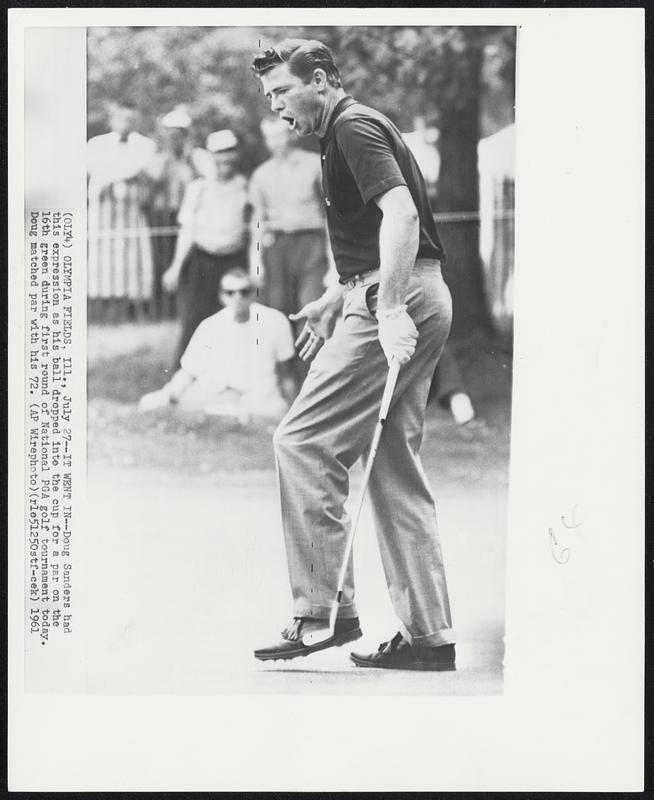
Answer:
[{"left": 336, "top": 118, "right": 407, "bottom": 204}]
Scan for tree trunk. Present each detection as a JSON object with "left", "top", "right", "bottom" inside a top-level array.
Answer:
[{"left": 436, "top": 42, "right": 490, "bottom": 338}]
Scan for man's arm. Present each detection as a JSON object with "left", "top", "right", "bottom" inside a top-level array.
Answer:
[
  {"left": 162, "top": 225, "right": 194, "bottom": 292},
  {"left": 374, "top": 184, "right": 420, "bottom": 312},
  {"left": 288, "top": 162, "right": 345, "bottom": 361},
  {"left": 165, "top": 368, "right": 195, "bottom": 404},
  {"left": 333, "top": 117, "right": 420, "bottom": 364},
  {"left": 162, "top": 181, "right": 197, "bottom": 292},
  {"left": 372, "top": 185, "right": 420, "bottom": 365},
  {"left": 289, "top": 280, "right": 345, "bottom": 362},
  {"left": 138, "top": 368, "right": 195, "bottom": 410}
]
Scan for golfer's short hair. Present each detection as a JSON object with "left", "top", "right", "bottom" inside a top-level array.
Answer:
[
  {"left": 220, "top": 267, "right": 251, "bottom": 288},
  {"left": 251, "top": 38, "right": 342, "bottom": 89}
]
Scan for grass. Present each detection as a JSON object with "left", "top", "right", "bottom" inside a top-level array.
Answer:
[{"left": 87, "top": 321, "right": 512, "bottom": 485}]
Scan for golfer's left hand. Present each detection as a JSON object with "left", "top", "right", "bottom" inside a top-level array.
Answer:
[{"left": 377, "top": 305, "right": 418, "bottom": 366}]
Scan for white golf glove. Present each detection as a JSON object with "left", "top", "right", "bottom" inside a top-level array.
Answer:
[{"left": 377, "top": 305, "right": 418, "bottom": 366}]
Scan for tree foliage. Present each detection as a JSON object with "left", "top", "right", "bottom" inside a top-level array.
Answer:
[
  {"left": 88, "top": 24, "right": 515, "bottom": 334},
  {"left": 88, "top": 25, "right": 514, "bottom": 172}
]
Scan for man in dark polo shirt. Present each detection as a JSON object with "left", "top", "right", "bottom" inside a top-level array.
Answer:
[{"left": 251, "top": 39, "right": 456, "bottom": 671}]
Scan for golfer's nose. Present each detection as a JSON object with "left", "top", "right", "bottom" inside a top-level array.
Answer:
[{"left": 270, "top": 96, "right": 284, "bottom": 113}]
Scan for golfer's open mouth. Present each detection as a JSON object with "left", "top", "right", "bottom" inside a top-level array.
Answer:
[{"left": 281, "top": 115, "right": 296, "bottom": 131}]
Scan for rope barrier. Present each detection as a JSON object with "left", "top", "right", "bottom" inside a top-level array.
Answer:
[
  {"left": 87, "top": 210, "right": 515, "bottom": 238},
  {"left": 433, "top": 209, "right": 515, "bottom": 223}
]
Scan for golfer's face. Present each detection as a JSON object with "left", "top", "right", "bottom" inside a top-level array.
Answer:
[
  {"left": 220, "top": 277, "right": 253, "bottom": 313},
  {"left": 260, "top": 63, "right": 321, "bottom": 137}
]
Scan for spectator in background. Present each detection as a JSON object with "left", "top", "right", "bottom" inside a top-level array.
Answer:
[
  {"left": 87, "top": 102, "right": 157, "bottom": 321},
  {"left": 163, "top": 129, "right": 249, "bottom": 370},
  {"left": 139, "top": 268, "right": 297, "bottom": 422},
  {"left": 402, "top": 115, "right": 441, "bottom": 206},
  {"left": 404, "top": 117, "right": 474, "bottom": 418},
  {"left": 147, "top": 108, "right": 196, "bottom": 319},
  {"left": 428, "top": 345, "right": 476, "bottom": 425},
  {"left": 249, "top": 116, "right": 329, "bottom": 321}
]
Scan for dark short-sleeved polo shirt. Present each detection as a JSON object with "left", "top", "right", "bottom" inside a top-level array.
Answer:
[{"left": 319, "top": 96, "right": 445, "bottom": 280}]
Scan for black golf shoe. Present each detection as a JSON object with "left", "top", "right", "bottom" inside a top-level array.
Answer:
[
  {"left": 254, "top": 616, "right": 362, "bottom": 662},
  {"left": 350, "top": 632, "right": 456, "bottom": 671}
]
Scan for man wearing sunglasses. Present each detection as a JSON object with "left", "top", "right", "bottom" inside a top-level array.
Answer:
[
  {"left": 251, "top": 39, "right": 456, "bottom": 671},
  {"left": 138, "top": 268, "right": 297, "bottom": 421}
]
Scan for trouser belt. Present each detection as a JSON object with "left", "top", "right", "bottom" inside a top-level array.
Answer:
[{"left": 342, "top": 259, "right": 441, "bottom": 291}]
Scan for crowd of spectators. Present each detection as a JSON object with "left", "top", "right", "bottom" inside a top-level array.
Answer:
[{"left": 88, "top": 103, "right": 475, "bottom": 424}]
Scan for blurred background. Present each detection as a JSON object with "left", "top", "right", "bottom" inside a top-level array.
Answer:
[
  {"left": 87, "top": 25, "right": 515, "bottom": 340},
  {"left": 84, "top": 25, "right": 515, "bottom": 694}
]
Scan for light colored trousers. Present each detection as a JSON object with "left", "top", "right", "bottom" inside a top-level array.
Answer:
[{"left": 272, "top": 259, "right": 455, "bottom": 646}]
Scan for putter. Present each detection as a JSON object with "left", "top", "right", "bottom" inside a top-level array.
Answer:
[{"left": 303, "top": 356, "right": 402, "bottom": 647}]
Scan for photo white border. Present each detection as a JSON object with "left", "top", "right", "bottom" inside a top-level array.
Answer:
[{"left": 8, "top": 7, "right": 644, "bottom": 791}]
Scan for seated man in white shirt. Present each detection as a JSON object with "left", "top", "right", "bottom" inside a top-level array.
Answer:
[{"left": 139, "top": 268, "right": 297, "bottom": 422}]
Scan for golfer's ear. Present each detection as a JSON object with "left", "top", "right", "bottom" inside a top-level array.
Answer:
[{"left": 312, "top": 68, "right": 328, "bottom": 90}]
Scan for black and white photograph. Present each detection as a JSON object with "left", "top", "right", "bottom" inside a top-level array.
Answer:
[
  {"left": 82, "top": 23, "right": 515, "bottom": 695},
  {"left": 9, "top": 7, "right": 644, "bottom": 792}
]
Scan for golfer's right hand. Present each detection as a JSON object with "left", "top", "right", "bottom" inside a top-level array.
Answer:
[
  {"left": 162, "top": 266, "right": 180, "bottom": 293},
  {"left": 290, "top": 298, "right": 339, "bottom": 362}
]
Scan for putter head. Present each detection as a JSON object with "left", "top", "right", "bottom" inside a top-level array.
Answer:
[
  {"left": 302, "top": 600, "right": 340, "bottom": 647},
  {"left": 302, "top": 627, "right": 334, "bottom": 647}
]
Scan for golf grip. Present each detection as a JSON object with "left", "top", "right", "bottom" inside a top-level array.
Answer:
[{"left": 328, "top": 358, "right": 401, "bottom": 629}]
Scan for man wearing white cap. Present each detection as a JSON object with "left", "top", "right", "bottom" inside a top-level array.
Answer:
[
  {"left": 147, "top": 108, "right": 197, "bottom": 319},
  {"left": 163, "top": 129, "right": 249, "bottom": 369},
  {"left": 150, "top": 108, "right": 195, "bottom": 209}
]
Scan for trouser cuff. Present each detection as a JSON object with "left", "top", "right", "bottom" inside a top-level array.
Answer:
[
  {"left": 293, "top": 600, "right": 359, "bottom": 620},
  {"left": 399, "top": 620, "right": 456, "bottom": 647}
]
